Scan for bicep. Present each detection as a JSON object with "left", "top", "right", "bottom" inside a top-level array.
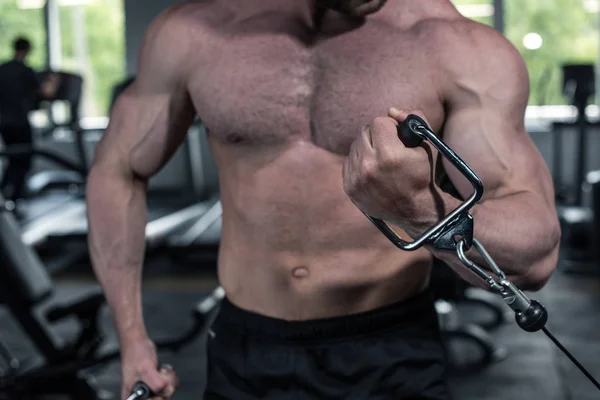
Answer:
[
  {"left": 93, "top": 9, "right": 196, "bottom": 179},
  {"left": 96, "top": 85, "right": 195, "bottom": 179},
  {"left": 441, "top": 94, "right": 554, "bottom": 207},
  {"left": 438, "top": 36, "right": 554, "bottom": 206}
]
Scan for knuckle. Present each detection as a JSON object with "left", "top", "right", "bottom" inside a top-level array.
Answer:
[
  {"left": 371, "top": 116, "right": 391, "bottom": 131},
  {"left": 158, "top": 382, "right": 176, "bottom": 399},
  {"left": 412, "top": 168, "right": 431, "bottom": 189},
  {"left": 361, "top": 159, "right": 378, "bottom": 181},
  {"left": 349, "top": 142, "right": 360, "bottom": 159},
  {"left": 343, "top": 176, "right": 357, "bottom": 196},
  {"left": 378, "top": 149, "right": 399, "bottom": 170},
  {"left": 138, "top": 364, "right": 156, "bottom": 376},
  {"left": 414, "top": 175, "right": 430, "bottom": 189}
]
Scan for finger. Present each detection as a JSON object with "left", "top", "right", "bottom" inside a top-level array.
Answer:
[
  {"left": 360, "top": 124, "right": 373, "bottom": 149},
  {"left": 350, "top": 134, "right": 362, "bottom": 162},
  {"left": 388, "top": 107, "right": 411, "bottom": 122},
  {"left": 350, "top": 125, "right": 373, "bottom": 166},
  {"left": 141, "top": 372, "right": 169, "bottom": 398},
  {"left": 156, "top": 369, "right": 177, "bottom": 398},
  {"left": 389, "top": 107, "right": 431, "bottom": 128},
  {"left": 342, "top": 144, "right": 359, "bottom": 195},
  {"left": 369, "top": 116, "right": 402, "bottom": 154},
  {"left": 342, "top": 154, "right": 351, "bottom": 187},
  {"left": 160, "top": 365, "right": 180, "bottom": 388},
  {"left": 388, "top": 108, "right": 434, "bottom": 158}
]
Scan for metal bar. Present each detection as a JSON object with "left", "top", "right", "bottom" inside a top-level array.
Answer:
[
  {"left": 145, "top": 203, "right": 214, "bottom": 246},
  {"left": 172, "top": 200, "right": 222, "bottom": 247},
  {"left": 366, "top": 116, "right": 483, "bottom": 251},
  {"left": 21, "top": 201, "right": 86, "bottom": 247},
  {"left": 0, "top": 145, "right": 87, "bottom": 176}
]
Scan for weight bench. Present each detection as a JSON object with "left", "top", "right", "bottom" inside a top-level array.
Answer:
[
  {"left": 0, "top": 192, "right": 214, "bottom": 399},
  {"left": 0, "top": 193, "right": 105, "bottom": 398}
]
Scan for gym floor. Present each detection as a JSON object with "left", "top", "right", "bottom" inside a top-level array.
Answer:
[{"left": 2, "top": 257, "right": 600, "bottom": 400}]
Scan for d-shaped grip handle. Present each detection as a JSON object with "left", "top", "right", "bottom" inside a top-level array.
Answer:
[
  {"left": 365, "top": 114, "right": 484, "bottom": 252},
  {"left": 397, "top": 114, "right": 426, "bottom": 148}
]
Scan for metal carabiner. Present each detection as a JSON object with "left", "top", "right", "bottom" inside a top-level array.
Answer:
[
  {"left": 456, "top": 239, "right": 532, "bottom": 314},
  {"left": 359, "top": 113, "right": 600, "bottom": 391}
]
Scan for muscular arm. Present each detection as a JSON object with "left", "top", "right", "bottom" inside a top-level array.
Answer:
[
  {"left": 86, "top": 8, "right": 196, "bottom": 345},
  {"left": 429, "top": 24, "right": 560, "bottom": 290}
]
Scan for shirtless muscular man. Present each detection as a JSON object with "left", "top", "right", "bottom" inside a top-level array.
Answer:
[{"left": 87, "top": 0, "right": 561, "bottom": 399}]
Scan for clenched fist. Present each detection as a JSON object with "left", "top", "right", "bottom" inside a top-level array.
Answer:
[
  {"left": 342, "top": 108, "right": 453, "bottom": 237},
  {"left": 121, "top": 338, "right": 179, "bottom": 400}
]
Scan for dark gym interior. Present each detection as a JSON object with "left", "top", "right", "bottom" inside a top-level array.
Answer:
[{"left": 2, "top": 0, "right": 600, "bottom": 399}]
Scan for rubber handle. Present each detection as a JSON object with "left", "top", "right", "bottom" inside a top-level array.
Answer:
[{"left": 397, "top": 114, "right": 427, "bottom": 148}]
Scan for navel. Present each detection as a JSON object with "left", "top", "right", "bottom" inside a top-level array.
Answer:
[
  {"left": 292, "top": 266, "right": 310, "bottom": 279},
  {"left": 225, "top": 132, "right": 245, "bottom": 144}
]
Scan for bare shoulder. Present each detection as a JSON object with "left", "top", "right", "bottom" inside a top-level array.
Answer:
[
  {"left": 137, "top": 1, "right": 225, "bottom": 80},
  {"left": 419, "top": 17, "right": 529, "bottom": 100},
  {"left": 156, "top": 1, "right": 234, "bottom": 31},
  {"left": 143, "top": 2, "right": 216, "bottom": 51}
]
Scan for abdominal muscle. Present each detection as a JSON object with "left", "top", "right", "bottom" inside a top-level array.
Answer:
[{"left": 215, "top": 140, "right": 433, "bottom": 320}]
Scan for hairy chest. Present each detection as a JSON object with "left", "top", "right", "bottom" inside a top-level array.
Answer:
[{"left": 189, "top": 20, "right": 445, "bottom": 154}]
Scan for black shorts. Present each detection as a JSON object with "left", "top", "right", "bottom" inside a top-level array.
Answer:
[{"left": 204, "top": 290, "right": 452, "bottom": 400}]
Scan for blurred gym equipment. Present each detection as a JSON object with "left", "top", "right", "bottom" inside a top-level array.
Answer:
[
  {"left": 430, "top": 260, "right": 508, "bottom": 370},
  {"left": 0, "top": 71, "right": 91, "bottom": 272},
  {"left": 554, "top": 64, "right": 596, "bottom": 206},
  {"left": 553, "top": 64, "right": 600, "bottom": 274},
  {"left": 1, "top": 76, "right": 218, "bottom": 275},
  {"left": 0, "top": 191, "right": 217, "bottom": 399},
  {"left": 29, "top": 71, "right": 87, "bottom": 197}
]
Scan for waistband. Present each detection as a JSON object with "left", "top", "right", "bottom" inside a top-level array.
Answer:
[{"left": 215, "top": 289, "right": 437, "bottom": 342}]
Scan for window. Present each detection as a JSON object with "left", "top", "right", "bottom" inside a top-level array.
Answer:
[
  {"left": 454, "top": 1, "right": 599, "bottom": 108},
  {"left": 0, "top": 0, "right": 46, "bottom": 70},
  {"left": 1, "top": 0, "right": 125, "bottom": 120},
  {"left": 56, "top": 0, "right": 125, "bottom": 118},
  {"left": 453, "top": 0, "right": 494, "bottom": 27},
  {"left": 505, "top": 0, "right": 598, "bottom": 106}
]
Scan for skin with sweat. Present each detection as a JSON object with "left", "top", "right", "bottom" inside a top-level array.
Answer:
[{"left": 86, "top": 0, "right": 560, "bottom": 397}]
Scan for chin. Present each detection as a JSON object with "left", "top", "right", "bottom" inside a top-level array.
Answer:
[{"left": 317, "top": 0, "right": 388, "bottom": 17}]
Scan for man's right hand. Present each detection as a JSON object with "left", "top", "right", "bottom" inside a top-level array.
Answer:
[{"left": 121, "top": 338, "right": 179, "bottom": 400}]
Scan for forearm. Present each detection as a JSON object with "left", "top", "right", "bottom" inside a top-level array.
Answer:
[
  {"left": 87, "top": 165, "right": 149, "bottom": 345},
  {"left": 429, "top": 191, "right": 560, "bottom": 290}
]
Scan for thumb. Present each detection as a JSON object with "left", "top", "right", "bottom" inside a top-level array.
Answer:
[
  {"left": 388, "top": 107, "right": 410, "bottom": 122},
  {"left": 389, "top": 108, "right": 430, "bottom": 126},
  {"left": 143, "top": 369, "right": 170, "bottom": 396}
]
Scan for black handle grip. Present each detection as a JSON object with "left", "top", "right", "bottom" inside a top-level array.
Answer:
[
  {"left": 367, "top": 112, "right": 483, "bottom": 252},
  {"left": 130, "top": 381, "right": 154, "bottom": 399},
  {"left": 397, "top": 114, "right": 427, "bottom": 148}
]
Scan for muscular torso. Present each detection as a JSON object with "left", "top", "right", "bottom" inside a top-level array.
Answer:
[{"left": 185, "top": 2, "right": 458, "bottom": 319}]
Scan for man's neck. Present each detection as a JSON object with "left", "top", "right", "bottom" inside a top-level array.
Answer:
[
  {"left": 383, "top": 0, "right": 460, "bottom": 26},
  {"left": 228, "top": 0, "right": 315, "bottom": 19}
]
